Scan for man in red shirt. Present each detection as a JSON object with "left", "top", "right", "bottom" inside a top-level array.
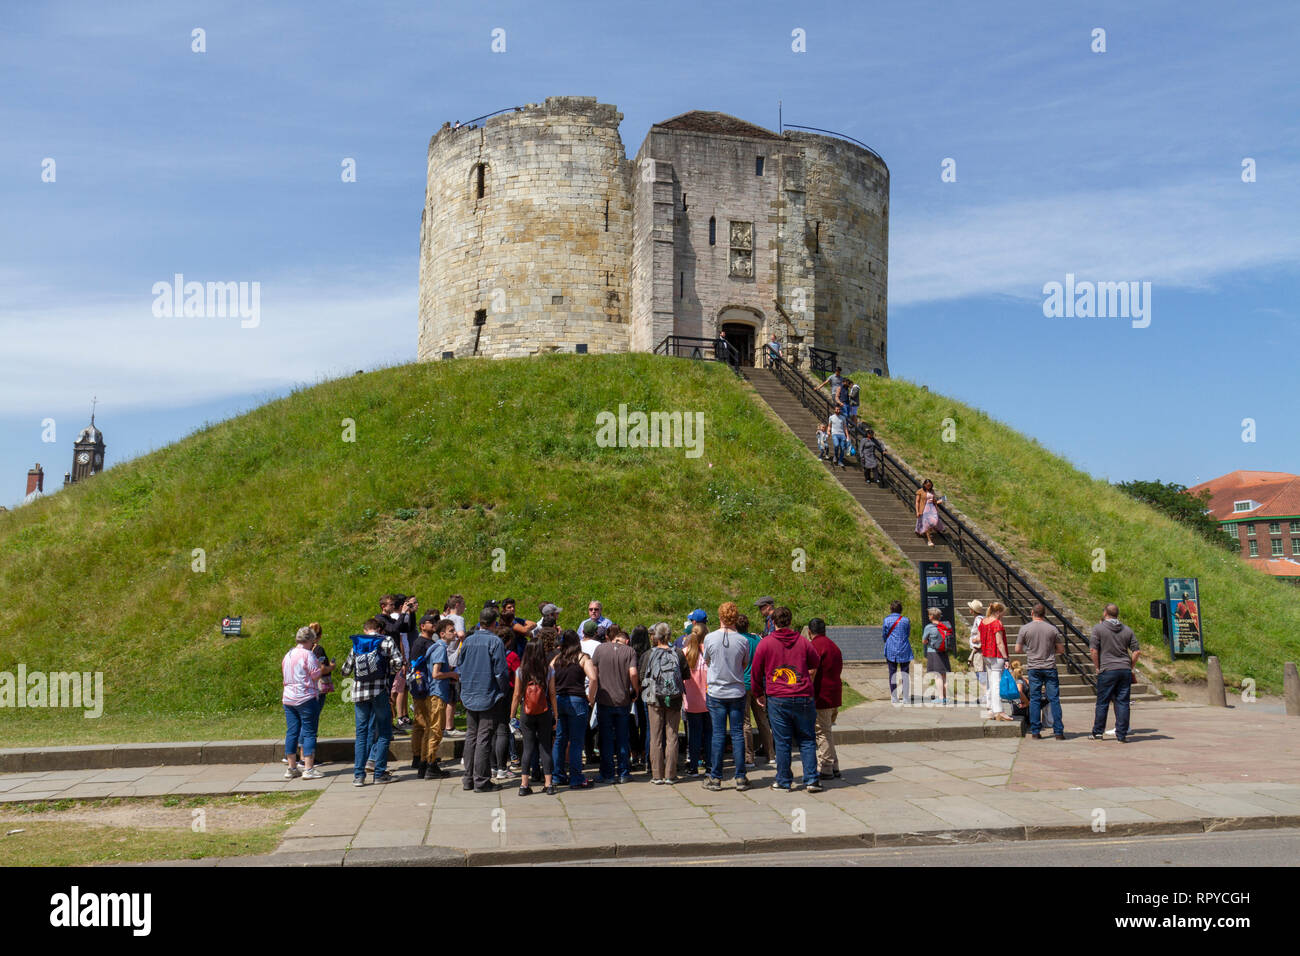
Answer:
[
  {"left": 751, "top": 607, "right": 821, "bottom": 792},
  {"left": 808, "top": 618, "right": 844, "bottom": 781}
]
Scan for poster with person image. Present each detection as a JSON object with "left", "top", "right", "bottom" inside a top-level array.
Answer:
[{"left": 1164, "top": 577, "right": 1203, "bottom": 657}]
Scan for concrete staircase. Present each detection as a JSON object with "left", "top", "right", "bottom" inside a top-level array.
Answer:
[{"left": 740, "top": 366, "right": 1159, "bottom": 703}]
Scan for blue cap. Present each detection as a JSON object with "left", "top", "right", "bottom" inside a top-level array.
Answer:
[{"left": 688, "top": 609, "right": 707, "bottom": 622}]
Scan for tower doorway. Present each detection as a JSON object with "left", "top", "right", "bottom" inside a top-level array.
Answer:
[{"left": 719, "top": 312, "right": 759, "bottom": 367}]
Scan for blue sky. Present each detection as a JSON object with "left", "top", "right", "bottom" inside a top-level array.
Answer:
[{"left": 3, "top": 0, "right": 1297, "bottom": 507}]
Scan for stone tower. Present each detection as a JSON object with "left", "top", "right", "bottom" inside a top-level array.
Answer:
[
  {"left": 418, "top": 97, "right": 889, "bottom": 376},
  {"left": 418, "top": 97, "right": 634, "bottom": 360}
]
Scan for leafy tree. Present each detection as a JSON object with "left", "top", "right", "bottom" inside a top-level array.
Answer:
[{"left": 1115, "top": 480, "right": 1236, "bottom": 552}]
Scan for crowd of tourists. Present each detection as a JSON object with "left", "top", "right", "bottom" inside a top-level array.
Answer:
[{"left": 280, "top": 596, "right": 845, "bottom": 794}]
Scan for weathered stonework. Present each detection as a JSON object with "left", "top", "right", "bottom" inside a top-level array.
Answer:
[{"left": 418, "top": 97, "right": 888, "bottom": 374}]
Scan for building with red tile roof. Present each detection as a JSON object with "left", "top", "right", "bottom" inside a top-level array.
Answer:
[{"left": 1189, "top": 471, "right": 1300, "bottom": 581}]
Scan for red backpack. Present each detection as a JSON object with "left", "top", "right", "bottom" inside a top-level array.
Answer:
[{"left": 524, "top": 680, "right": 547, "bottom": 716}]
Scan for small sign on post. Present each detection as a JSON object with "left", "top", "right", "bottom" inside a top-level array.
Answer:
[
  {"left": 1163, "top": 577, "right": 1203, "bottom": 658},
  {"left": 221, "top": 616, "right": 243, "bottom": 637},
  {"left": 919, "top": 560, "right": 956, "bottom": 632}
]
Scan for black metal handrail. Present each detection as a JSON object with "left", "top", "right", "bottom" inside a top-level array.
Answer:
[
  {"left": 453, "top": 106, "right": 524, "bottom": 130},
  {"left": 765, "top": 351, "right": 1096, "bottom": 688},
  {"left": 781, "top": 123, "right": 887, "bottom": 168},
  {"left": 654, "top": 335, "right": 742, "bottom": 374},
  {"left": 807, "top": 346, "right": 838, "bottom": 377}
]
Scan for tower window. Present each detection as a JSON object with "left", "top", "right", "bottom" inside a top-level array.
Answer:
[
  {"left": 755, "top": 156, "right": 765, "bottom": 176},
  {"left": 682, "top": 192, "right": 687, "bottom": 212},
  {"left": 473, "top": 163, "right": 486, "bottom": 199},
  {"left": 473, "top": 309, "right": 487, "bottom": 326},
  {"left": 709, "top": 217, "right": 716, "bottom": 246},
  {"left": 604, "top": 199, "right": 609, "bottom": 232}
]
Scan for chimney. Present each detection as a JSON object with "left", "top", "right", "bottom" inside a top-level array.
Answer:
[{"left": 26, "top": 463, "right": 44, "bottom": 496}]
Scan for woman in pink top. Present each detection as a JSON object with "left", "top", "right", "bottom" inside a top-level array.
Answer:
[
  {"left": 682, "top": 624, "right": 712, "bottom": 776},
  {"left": 283, "top": 627, "right": 324, "bottom": 779}
]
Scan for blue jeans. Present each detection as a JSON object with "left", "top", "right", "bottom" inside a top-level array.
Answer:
[
  {"left": 1027, "top": 668, "right": 1064, "bottom": 735},
  {"left": 552, "top": 695, "right": 588, "bottom": 784},
  {"left": 353, "top": 695, "right": 392, "bottom": 779},
  {"left": 706, "top": 695, "right": 747, "bottom": 781},
  {"left": 684, "top": 710, "right": 710, "bottom": 772},
  {"left": 1092, "top": 669, "right": 1132, "bottom": 740},
  {"left": 832, "top": 434, "right": 848, "bottom": 465},
  {"left": 598, "top": 703, "right": 631, "bottom": 779},
  {"left": 284, "top": 700, "right": 318, "bottom": 758},
  {"left": 766, "top": 695, "right": 819, "bottom": 788}
]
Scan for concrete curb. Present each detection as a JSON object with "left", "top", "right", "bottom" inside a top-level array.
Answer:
[
  {"left": 2, "top": 721, "right": 1019, "bottom": 773},
  {"left": 179, "top": 814, "right": 1300, "bottom": 867}
]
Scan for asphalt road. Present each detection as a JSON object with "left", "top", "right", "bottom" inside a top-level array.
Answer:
[{"left": 524, "top": 827, "right": 1300, "bottom": 867}]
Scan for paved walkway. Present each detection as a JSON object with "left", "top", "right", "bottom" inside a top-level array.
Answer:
[{"left": 3, "top": 700, "right": 1297, "bottom": 863}]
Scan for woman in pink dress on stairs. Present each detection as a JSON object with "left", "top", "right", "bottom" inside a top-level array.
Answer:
[{"left": 914, "top": 479, "right": 944, "bottom": 546}]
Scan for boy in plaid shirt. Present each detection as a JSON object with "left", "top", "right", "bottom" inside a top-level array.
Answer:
[{"left": 342, "top": 617, "right": 404, "bottom": 785}]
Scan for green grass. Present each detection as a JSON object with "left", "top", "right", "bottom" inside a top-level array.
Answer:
[
  {"left": 0, "top": 792, "right": 317, "bottom": 866},
  {"left": 850, "top": 373, "right": 1300, "bottom": 693},
  {"left": 0, "top": 354, "right": 914, "bottom": 745},
  {"left": 840, "top": 684, "right": 867, "bottom": 710}
]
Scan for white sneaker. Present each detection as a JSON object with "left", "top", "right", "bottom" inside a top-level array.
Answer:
[
  {"left": 284, "top": 767, "right": 301, "bottom": 779},
  {"left": 281, "top": 756, "right": 288, "bottom": 764},
  {"left": 301, "top": 767, "right": 323, "bottom": 780},
  {"left": 652, "top": 778, "right": 665, "bottom": 785}
]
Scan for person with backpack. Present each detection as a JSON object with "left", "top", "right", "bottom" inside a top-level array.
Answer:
[
  {"left": 458, "top": 607, "right": 511, "bottom": 793},
  {"left": 808, "top": 618, "right": 843, "bottom": 781},
  {"left": 845, "top": 379, "right": 861, "bottom": 425},
  {"left": 702, "top": 602, "right": 752, "bottom": 792},
  {"left": 417, "top": 618, "right": 458, "bottom": 778},
  {"left": 921, "top": 608, "right": 954, "bottom": 704},
  {"left": 751, "top": 607, "right": 822, "bottom": 793},
  {"left": 406, "top": 616, "right": 446, "bottom": 777},
  {"left": 510, "top": 640, "right": 558, "bottom": 795},
  {"left": 640, "top": 622, "right": 690, "bottom": 784},
  {"left": 882, "top": 601, "right": 913, "bottom": 705},
  {"left": 283, "top": 626, "right": 325, "bottom": 780},
  {"left": 966, "top": 599, "right": 988, "bottom": 708},
  {"left": 551, "top": 630, "right": 599, "bottom": 789},
  {"left": 341, "top": 616, "right": 404, "bottom": 786}
]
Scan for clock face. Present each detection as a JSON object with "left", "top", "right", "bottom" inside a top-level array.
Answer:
[{"left": 77, "top": 452, "right": 90, "bottom": 464}]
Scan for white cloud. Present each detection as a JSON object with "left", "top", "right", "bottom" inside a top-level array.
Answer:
[
  {"left": 0, "top": 273, "right": 416, "bottom": 414},
  {"left": 891, "top": 170, "right": 1300, "bottom": 306}
]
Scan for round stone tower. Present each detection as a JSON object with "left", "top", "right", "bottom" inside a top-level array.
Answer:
[
  {"left": 789, "top": 132, "right": 890, "bottom": 377},
  {"left": 417, "top": 96, "right": 634, "bottom": 360}
]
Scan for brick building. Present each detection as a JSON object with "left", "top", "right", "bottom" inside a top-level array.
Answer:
[{"left": 1189, "top": 470, "right": 1300, "bottom": 582}]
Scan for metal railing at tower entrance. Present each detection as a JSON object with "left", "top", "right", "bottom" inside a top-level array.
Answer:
[{"left": 653, "top": 335, "right": 742, "bottom": 374}]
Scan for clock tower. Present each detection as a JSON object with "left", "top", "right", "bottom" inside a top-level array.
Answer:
[{"left": 66, "top": 404, "right": 106, "bottom": 486}]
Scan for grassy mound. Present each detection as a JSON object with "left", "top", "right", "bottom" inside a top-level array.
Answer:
[
  {"left": 851, "top": 373, "right": 1300, "bottom": 693},
  {"left": 0, "top": 354, "right": 911, "bottom": 745}
]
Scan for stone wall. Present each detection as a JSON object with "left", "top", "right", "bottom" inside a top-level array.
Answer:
[{"left": 417, "top": 96, "right": 633, "bottom": 360}]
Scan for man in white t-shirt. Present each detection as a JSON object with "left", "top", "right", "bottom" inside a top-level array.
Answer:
[{"left": 828, "top": 405, "right": 848, "bottom": 469}]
